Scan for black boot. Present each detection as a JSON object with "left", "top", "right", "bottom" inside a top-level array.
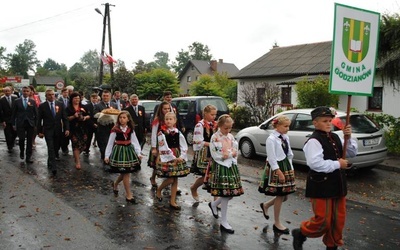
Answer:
[{"left": 292, "top": 228, "right": 306, "bottom": 250}]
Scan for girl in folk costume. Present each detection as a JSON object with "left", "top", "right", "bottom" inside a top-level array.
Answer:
[
  {"left": 105, "top": 111, "right": 142, "bottom": 203},
  {"left": 208, "top": 115, "right": 244, "bottom": 234},
  {"left": 148, "top": 101, "right": 171, "bottom": 189},
  {"left": 259, "top": 115, "right": 296, "bottom": 234},
  {"left": 155, "top": 112, "right": 190, "bottom": 210},
  {"left": 190, "top": 105, "right": 218, "bottom": 202}
]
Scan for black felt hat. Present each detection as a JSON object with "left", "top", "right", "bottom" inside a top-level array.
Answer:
[{"left": 311, "top": 106, "right": 335, "bottom": 120}]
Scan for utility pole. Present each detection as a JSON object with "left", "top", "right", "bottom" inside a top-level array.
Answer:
[{"left": 96, "top": 3, "right": 115, "bottom": 86}]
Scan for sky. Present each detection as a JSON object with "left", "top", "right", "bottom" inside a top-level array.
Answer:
[{"left": 1, "top": 0, "right": 399, "bottom": 71}]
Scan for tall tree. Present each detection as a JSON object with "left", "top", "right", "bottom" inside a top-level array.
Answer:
[
  {"left": 378, "top": 13, "right": 400, "bottom": 86},
  {"left": 6, "top": 39, "right": 40, "bottom": 76},
  {"left": 152, "top": 51, "right": 171, "bottom": 70},
  {"left": 172, "top": 42, "right": 213, "bottom": 75},
  {"left": 43, "top": 58, "right": 61, "bottom": 71},
  {"left": 80, "top": 50, "right": 100, "bottom": 74},
  {"left": 111, "top": 66, "right": 135, "bottom": 93},
  {"left": 135, "top": 68, "right": 180, "bottom": 99},
  {"left": 0, "top": 46, "right": 6, "bottom": 72}
]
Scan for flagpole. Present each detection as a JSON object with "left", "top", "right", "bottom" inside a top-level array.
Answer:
[{"left": 342, "top": 95, "right": 352, "bottom": 159}]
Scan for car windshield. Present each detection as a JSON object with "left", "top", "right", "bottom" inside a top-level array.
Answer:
[
  {"left": 141, "top": 102, "right": 158, "bottom": 112},
  {"left": 199, "top": 99, "right": 228, "bottom": 112},
  {"left": 333, "top": 115, "right": 379, "bottom": 133}
]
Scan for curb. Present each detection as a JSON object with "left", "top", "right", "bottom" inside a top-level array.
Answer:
[{"left": 375, "top": 164, "right": 400, "bottom": 173}]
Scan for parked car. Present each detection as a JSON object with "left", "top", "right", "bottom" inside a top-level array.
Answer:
[
  {"left": 235, "top": 109, "right": 387, "bottom": 170},
  {"left": 138, "top": 100, "right": 161, "bottom": 131},
  {"left": 171, "top": 96, "right": 229, "bottom": 144}
]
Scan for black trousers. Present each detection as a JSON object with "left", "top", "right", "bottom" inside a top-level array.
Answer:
[
  {"left": 16, "top": 121, "right": 34, "bottom": 159},
  {"left": 44, "top": 130, "right": 62, "bottom": 170},
  {"left": 4, "top": 122, "right": 17, "bottom": 149},
  {"left": 85, "top": 127, "right": 96, "bottom": 153},
  {"left": 96, "top": 124, "right": 113, "bottom": 160}
]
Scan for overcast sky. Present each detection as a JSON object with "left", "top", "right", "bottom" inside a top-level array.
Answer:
[{"left": 1, "top": 0, "right": 399, "bottom": 70}]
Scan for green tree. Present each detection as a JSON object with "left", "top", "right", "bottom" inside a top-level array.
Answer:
[
  {"left": 295, "top": 76, "right": 339, "bottom": 108},
  {"left": 6, "top": 39, "right": 40, "bottom": 76},
  {"left": 135, "top": 68, "right": 180, "bottom": 99},
  {"left": 132, "top": 59, "right": 154, "bottom": 75},
  {"left": 68, "top": 63, "right": 86, "bottom": 81},
  {"left": 214, "top": 72, "right": 237, "bottom": 103},
  {"left": 189, "top": 75, "right": 225, "bottom": 97},
  {"left": 111, "top": 66, "right": 135, "bottom": 93},
  {"left": 80, "top": 50, "right": 100, "bottom": 74},
  {"left": 43, "top": 58, "right": 61, "bottom": 71},
  {"left": 378, "top": 13, "right": 400, "bottom": 86},
  {"left": 151, "top": 51, "right": 170, "bottom": 70},
  {"left": 0, "top": 46, "right": 6, "bottom": 72},
  {"left": 172, "top": 42, "right": 212, "bottom": 74}
]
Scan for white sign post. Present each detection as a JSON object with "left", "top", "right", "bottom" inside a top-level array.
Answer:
[
  {"left": 330, "top": 3, "right": 380, "bottom": 159},
  {"left": 330, "top": 3, "right": 380, "bottom": 96}
]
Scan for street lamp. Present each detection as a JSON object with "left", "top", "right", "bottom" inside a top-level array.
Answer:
[{"left": 95, "top": 3, "right": 115, "bottom": 86}]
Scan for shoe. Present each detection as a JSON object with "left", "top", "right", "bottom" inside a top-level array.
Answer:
[
  {"left": 62, "top": 151, "right": 69, "bottom": 156},
  {"left": 26, "top": 158, "right": 34, "bottom": 164},
  {"left": 260, "top": 203, "right": 270, "bottom": 220},
  {"left": 292, "top": 228, "right": 306, "bottom": 250},
  {"left": 176, "top": 189, "right": 182, "bottom": 196},
  {"left": 111, "top": 182, "right": 119, "bottom": 197},
  {"left": 169, "top": 204, "right": 181, "bottom": 210},
  {"left": 83, "top": 152, "right": 89, "bottom": 156},
  {"left": 150, "top": 177, "right": 158, "bottom": 189},
  {"left": 326, "top": 247, "right": 338, "bottom": 250},
  {"left": 55, "top": 156, "right": 60, "bottom": 161},
  {"left": 220, "top": 224, "right": 234, "bottom": 234},
  {"left": 273, "top": 224, "right": 289, "bottom": 234},
  {"left": 208, "top": 202, "right": 218, "bottom": 219},
  {"left": 126, "top": 197, "right": 136, "bottom": 204},
  {"left": 20, "top": 153, "right": 24, "bottom": 160}
]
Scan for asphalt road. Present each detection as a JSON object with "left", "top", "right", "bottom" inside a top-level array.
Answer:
[{"left": 0, "top": 131, "right": 399, "bottom": 249}]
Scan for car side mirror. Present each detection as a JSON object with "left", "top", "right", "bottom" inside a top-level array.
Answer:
[{"left": 260, "top": 124, "right": 267, "bottom": 129}]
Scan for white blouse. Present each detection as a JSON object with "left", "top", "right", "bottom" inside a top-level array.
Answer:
[
  {"left": 105, "top": 126, "right": 141, "bottom": 158},
  {"left": 157, "top": 128, "right": 188, "bottom": 162},
  {"left": 266, "top": 130, "right": 294, "bottom": 171},
  {"left": 210, "top": 130, "right": 238, "bottom": 168}
]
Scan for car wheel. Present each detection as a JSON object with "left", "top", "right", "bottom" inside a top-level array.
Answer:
[
  {"left": 185, "top": 129, "right": 194, "bottom": 145},
  {"left": 240, "top": 138, "right": 255, "bottom": 158}
]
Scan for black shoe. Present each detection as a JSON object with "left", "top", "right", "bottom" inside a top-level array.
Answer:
[
  {"left": 83, "top": 152, "right": 89, "bottom": 156},
  {"left": 55, "top": 156, "right": 60, "bottom": 161},
  {"left": 326, "top": 247, "right": 338, "bottom": 250},
  {"left": 26, "top": 158, "right": 34, "bottom": 164},
  {"left": 126, "top": 197, "right": 136, "bottom": 204},
  {"left": 52, "top": 170, "right": 57, "bottom": 176},
  {"left": 176, "top": 189, "right": 182, "bottom": 196},
  {"left": 111, "top": 182, "right": 119, "bottom": 197},
  {"left": 169, "top": 203, "right": 181, "bottom": 210},
  {"left": 62, "top": 151, "right": 69, "bottom": 156},
  {"left": 292, "top": 228, "right": 306, "bottom": 250},
  {"left": 20, "top": 153, "right": 24, "bottom": 160},
  {"left": 208, "top": 202, "right": 218, "bottom": 219},
  {"left": 273, "top": 224, "right": 289, "bottom": 234},
  {"left": 260, "top": 203, "right": 270, "bottom": 220},
  {"left": 220, "top": 224, "right": 234, "bottom": 234}
]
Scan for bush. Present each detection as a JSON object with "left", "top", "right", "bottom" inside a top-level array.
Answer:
[
  {"left": 231, "top": 106, "right": 259, "bottom": 129},
  {"left": 366, "top": 112, "right": 400, "bottom": 155}
]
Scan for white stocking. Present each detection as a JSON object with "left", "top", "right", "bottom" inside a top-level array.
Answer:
[{"left": 220, "top": 197, "right": 231, "bottom": 229}]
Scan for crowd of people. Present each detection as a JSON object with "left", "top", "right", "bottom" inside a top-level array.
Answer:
[{"left": 0, "top": 86, "right": 358, "bottom": 248}]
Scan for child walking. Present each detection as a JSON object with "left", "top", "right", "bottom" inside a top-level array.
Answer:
[
  {"left": 259, "top": 115, "right": 296, "bottom": 234},
  {"left": 104, "top": 111, "right": 142, "bottom": 203},
  {"left": 292, "top": 106, "right": 358, "bottom": 250},
  {"left": 155, "top": 112, "right": 190, "bottom": 210},
  {"left": 148, "top": 101, "right": 171, "bottom": 189},
  {"left": 190, "top": 105, "right": 218, "bottom": 202},
  {"left": 208, "top": 115, "right": 244, "bottom": 234}
]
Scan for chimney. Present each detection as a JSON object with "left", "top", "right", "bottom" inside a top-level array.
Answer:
[
  {"left": 210, "top": 60, "right": 217, "bottom": 71},
  {"left": 218, "top": 59, "right": 223, "bottom": 63}
]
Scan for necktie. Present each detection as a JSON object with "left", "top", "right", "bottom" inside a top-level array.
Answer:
[
  {"left": 279, "top": 135, "right": 289, "bottom": 155},
  {"left": 7, "top": 96, "right": 12, "bottom": 107},
  {"left": 134, "top": 106, "right": 138, "bottom": 116},
  {"left": 23, "top": 98, "right": 27, "bottom": 109},
  {"left": 50, "top": 102, "right": 56, "bottom": 117},
  {"left": 64, "top": 98, "right": 68, "bottom": 108},
  {"left": 106, "top": 103, "right": 109, "bottom": 108}
]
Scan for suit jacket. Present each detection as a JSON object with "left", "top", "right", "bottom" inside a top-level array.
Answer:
[
  {"left": 58, "top": 96, "right": 69, "bottom": 108},
  {"left": 0, "top": 95, "right": 17, "bottom": 123},
  {"left": 94, "top": 101, "right": 119, "bottom": 114},
  {"left": 84, "top": 102, "right": 96, "bottom": 128},
  {"left": 124, "top": 105, "right": 146, "bottom": 142},
  {"left": 111, "top": 98, "right": 126, "bottom": 110},
  {"left": 37, "top": 100, "right": 69, "bottom": 135},
  {"left": 11, "top": 97, "right": 37, "bottom": 127}
]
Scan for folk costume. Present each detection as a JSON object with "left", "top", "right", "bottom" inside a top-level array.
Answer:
[
  {"left": 155, "top": 126, "right": 190, "bottom": 177},
  {"left": 191, "top": 119, "right": 217, "bottom": 175},
  {"left": 208, "top": 130, "right": 244, "bottom": 197},
  {"left": 259, "top": 130, "right": 296, "bottom": 196},
  {"left": 105, "top": 125, "right": 141, "bottom": 173},
  {"left": 147, "top": 120, "right": 164, "bottom": 169}
]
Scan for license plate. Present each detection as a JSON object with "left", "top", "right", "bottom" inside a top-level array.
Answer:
[{"left": 363, "top": 138, "right": 379, "bottom": 146}]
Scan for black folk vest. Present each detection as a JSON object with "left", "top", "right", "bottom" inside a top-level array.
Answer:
[{"left": 305, "top": 130, "right": 347, "bottom": 198}]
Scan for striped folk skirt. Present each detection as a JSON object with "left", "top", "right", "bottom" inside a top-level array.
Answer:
[
  {"left": 155, "top": 148, "right": 190, "bottom": 178},
  {"left": 258, "top": 158, "right": 296, "bottom": 196},
  {"left": 109, "top": 144, "right": 141, "bottom": 173},
  {"left": 190, "top": 146, "right": 209, "bottom": 176},
  {"left": 208, "top": 161, "right": 244, "bottom": 197}
]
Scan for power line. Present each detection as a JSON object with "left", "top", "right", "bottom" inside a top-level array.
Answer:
[{"left": 0, "top": 2, "right": 98, "bottom": 33}]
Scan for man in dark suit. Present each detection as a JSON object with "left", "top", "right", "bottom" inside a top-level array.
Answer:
[
  {"left": 11, "top": 86, "right": 37, "bottom": 163},
  {"left": 0, "top": 86, "right": 18, "bottom": 152},
  {"left": 124, "top": 94, "right": 146, "bottom": 149},
  {"left": 153, "top": 91, "right": 185, "bottom": 133},
  {"left": 83, "top": 93, "right": 99, "bottom": 156},
  {"left": 37, "top": 89, "right": 69, "bottom": 175},
  {"left": 112, "top": 91, "right": 126, "bottom": 111},
  {"left": 58, "top": 88, "right": 70, "bottom": 155},
  {"left": 94, "top": 90, "right": 118, "bottom": 161}
]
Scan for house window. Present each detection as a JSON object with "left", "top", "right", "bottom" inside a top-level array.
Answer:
[
  {"left": 191, "top": 66, "right": 195, "bottom": 70},
  {"left": 368, "top": 87, "right": 383, "bottom": 110},
  {"left": 257, "top": 88, "right": 265, "bottom": 106},
  {"left": 281, "top": 87, "right": 291, "bottom": 104},
  {"left": 196, "top": 75, "right": 199, "bottom": 81},
  {"left": 187, "top": 76, "right": 191, "bottom": 82}
]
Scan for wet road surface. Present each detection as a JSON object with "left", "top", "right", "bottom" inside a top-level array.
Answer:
[{"left": 0, "top": 131, "right": 399, "bottom": 249}]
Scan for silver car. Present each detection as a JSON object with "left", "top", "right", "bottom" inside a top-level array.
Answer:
[{"left": 235, "top": 109, "right": 387, "bottom": 170}]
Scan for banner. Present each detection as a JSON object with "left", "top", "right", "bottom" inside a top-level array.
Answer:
[{"left": 329, "top": 4, "right": 380, "bottom": 96}]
